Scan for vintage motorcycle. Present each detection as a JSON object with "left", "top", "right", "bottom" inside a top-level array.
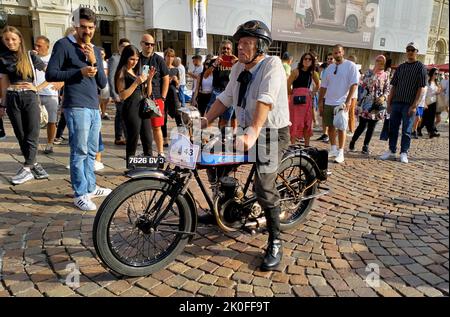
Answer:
[{"left": 93, "top": 107, "right": 330, "bottom": 277}]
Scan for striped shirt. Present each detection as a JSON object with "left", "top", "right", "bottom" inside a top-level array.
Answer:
[{"left": 391, "top": 61, "right": 427, "bottom": 105}]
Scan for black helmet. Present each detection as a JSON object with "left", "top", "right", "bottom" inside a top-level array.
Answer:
[{"left": 233, "top": 20, "right": 272, "bottom": 54}]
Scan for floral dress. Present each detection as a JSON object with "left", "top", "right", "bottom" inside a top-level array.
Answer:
[{"left": 358, "top": 69, "right": 391, "bottom": 121}]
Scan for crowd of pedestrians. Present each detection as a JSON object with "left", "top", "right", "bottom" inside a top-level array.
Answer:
[{"left": 1, "top": 7, "right": 449, "bottom": 212}]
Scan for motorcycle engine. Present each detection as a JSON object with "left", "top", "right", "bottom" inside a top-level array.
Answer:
[{"left": 214, "top": 177, "right": 246, "bottom": 229}]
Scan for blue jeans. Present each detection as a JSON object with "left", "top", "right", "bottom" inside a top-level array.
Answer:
[
  {"left": 178, "top": 85, "right": 186, "bottom": 108},
  {"left": 64, "top": 108, "right": 101, "bottom": 198},
  {"left": 388, "top": 102, "right": 414, "bottom": 154},
  {"left": 98, "top": 132, "right": 104, "bottom": 152}
]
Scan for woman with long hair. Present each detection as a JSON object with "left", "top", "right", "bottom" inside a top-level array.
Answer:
[
  {"left": 287, "top": 52, "right": 320, "bottom": 146},
  {"left": 0, "top": 26, "right": 49, "bottom": 184},
  {"left": 115, "top": 45, "right": 155, "bottom": 168},
  {"left": 349, "top": 55, "right": 390, "bottom": 154},
  {"left": 419, "top": 68, "right": 441, "bottom": 138},
  {"left": 161, "top": 48, "right": 182, "bottom": 147},
  {"left": 194, "top": 57, "right": 214, "bottom": 116}
]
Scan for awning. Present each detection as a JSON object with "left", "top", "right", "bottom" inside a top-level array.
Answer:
[{"left": 426, "top": 64, "right": 449, "bottom": 72}]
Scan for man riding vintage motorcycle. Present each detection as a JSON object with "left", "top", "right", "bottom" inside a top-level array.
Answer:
[
  {"left": 93, "top": 20, "right": 329, "bottom": 277},
  {"left": 200, "top": 20, "right": 291, "bottom": 271}
]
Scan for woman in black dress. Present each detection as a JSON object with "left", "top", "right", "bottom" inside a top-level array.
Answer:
[
  {"left": 115, "top": 45, "right": 155, "bottom": 168},
  {"left": 162, "top": 48, "right": 182, "bottom": 146}
]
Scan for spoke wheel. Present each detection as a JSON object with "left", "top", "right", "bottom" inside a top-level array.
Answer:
[
  {"left": 277, "top": 156, "right": 317, "bottom": 231},
  {"left": 93, "top": 179, "right": 192, "bottom": 277}
]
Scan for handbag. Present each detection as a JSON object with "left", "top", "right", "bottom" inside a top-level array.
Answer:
[
  {"left": 292, "top": 72, "right": 312, "bottom": 106},
  {"left": 28, "top": 51, "right": 48, "bottom": 128},
  {"left": 139, "top": 97, "right": 162, "bottom": 119},
  {"left": 380, "top": 117, "right": 390, "bottom": 141},
  {"left": 293, "top": 95, "right": 307, "bottom": 105},
  {"left": 39, "top": 97, "right": 49, "bottom": 128},
  {"left": 333, "top": 104, "right": 349, "bottom": 131}
]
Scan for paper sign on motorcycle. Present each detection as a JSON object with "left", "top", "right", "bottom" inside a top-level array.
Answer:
[{"left": 168, "top": 133, "right": 200, "bottom": 170}]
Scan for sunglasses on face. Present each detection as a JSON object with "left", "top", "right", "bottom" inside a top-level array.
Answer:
[
  {"left": 406, "top": 48, "right": 416, "bottom": 52},
  {"left": 142, "top": 41, "right": 155, "bottom": 47},
  {"left": 304, "top": 57, "right": 312, "bottom": 61}
]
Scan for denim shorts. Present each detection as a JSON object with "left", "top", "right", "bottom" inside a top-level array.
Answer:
[{"left": 416, "top": 107, "right": 424, "bottom": 118}]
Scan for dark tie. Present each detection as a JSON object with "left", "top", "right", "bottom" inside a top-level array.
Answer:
[{"left": 237, "top": 70, "right": 252, "bottom": 108}]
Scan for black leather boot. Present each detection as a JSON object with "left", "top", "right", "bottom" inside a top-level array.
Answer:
[
  {"left": 261, "top": 206, "right": 283, "bottom": 271},
  {"left": 261, "top": 238, "right": 283, "bottom": 271}
]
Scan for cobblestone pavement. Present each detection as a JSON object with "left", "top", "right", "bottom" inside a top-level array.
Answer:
[{"left": 0, "top": 110, "right": 448, "bottom": 297}]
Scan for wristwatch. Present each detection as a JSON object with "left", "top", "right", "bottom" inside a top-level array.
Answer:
[{"left": 161, "top": 96, "right": 166, "bottom": 102}]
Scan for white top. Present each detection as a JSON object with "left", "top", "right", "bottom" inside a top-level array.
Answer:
[
  {"left": 418, "top": 86, "right": 428, "bottom": 107},
  {"left": 103, "top": 60, "right": 108, "bottom": 71},
  {"left": 426, "top": 82, "right": 439, "bottom": 98},
  {"left": 217, "top": 56, "right": 291, "bottom": 129},
  {"left": 321, "top": 59, "right": 359, "bottom": 106},
  {"left": 440, "top": 79, "right": 449, "bottom": 99},
  {"left": 190, "top": 65, "right": 204, "bottom": 93},
  {"left": 177, "top": 64, "right": 186, "bottom": 86},
  {"left": 200, "top": 75, "right": 213, "bottom": 93},
  {"left": 426, "top": 81, "right": 439, "bottom": 104},
  {"left": 35, "top": 54, "right": 58, "bottom": 97}
]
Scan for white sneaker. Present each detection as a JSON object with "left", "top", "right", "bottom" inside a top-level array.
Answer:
[
  {"left": 328, "top": 149, "right": 339, "bottom": 158},
  {"left": 88, "top": 186, "right": 112, "bottom": 199},
  {"left": 380, "top": 151, "right": 396, "bottom": 161},
  {"left": 11, "top": 168, "right": 35, "bottom": 185},
  {"left": 74, "top": 195, "right": 97, "bottom": 211},
  {"left": 94, "top": 161, "right": 105, "bottom": 171},
  {"left": 400, "top": 153, "right": 409, "bottom": 164},
  {"left": 334, "top": 151, "right": 345, "bottom": 164}
]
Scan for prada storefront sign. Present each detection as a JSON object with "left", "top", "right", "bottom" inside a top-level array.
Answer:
[
  {"left": 74, "top": 0, "right": 117, "bottom": 16},
  {"left": 1, "top": 0, "right": 31, "bottom": 15}
]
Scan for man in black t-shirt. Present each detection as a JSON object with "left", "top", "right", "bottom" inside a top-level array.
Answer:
[
  {"left": 380, "top": 42, "right": 427, "bottom": 164},
  {"left": 204, "top": 39, "right": 238, "bottom": 129},
  {"left": 137, "top": 34, "right": 169, "bottom": 158}
]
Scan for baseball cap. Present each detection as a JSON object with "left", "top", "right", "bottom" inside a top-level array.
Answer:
[
  {"left": 282, "top": 52, "right": 291, "bottom": 60},
  {"left": 406, "top": 42, "right": 419, "bottom": 51}
]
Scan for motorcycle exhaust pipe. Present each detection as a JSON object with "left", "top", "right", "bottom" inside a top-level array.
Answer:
[{"left": 244, "top": 217, "right": 267, "bottom": 230}]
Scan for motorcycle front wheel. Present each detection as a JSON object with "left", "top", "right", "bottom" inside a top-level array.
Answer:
[{"left": 93, "top": 179, "right": 192, "bottom": 277}]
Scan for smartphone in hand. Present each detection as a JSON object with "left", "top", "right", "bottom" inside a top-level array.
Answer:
[
  {"left": 142, "top": 65, "right": 150, "bottom": 76},
  {"left": 221, "top": 55, "right": 233, "bottom": 68}
]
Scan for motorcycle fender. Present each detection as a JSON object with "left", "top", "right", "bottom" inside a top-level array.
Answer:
[
  {"left": 183, "top": 190, "right": 198, "bottom": 242},
  {"left": 125, "top": 169, "right": 171, "bottom": 182},
  {"left": 283, "top": 150, "right": 327, "bottom": 182},
  {"left": 126, "top": 169, "right": 197, "bottom": 238}
]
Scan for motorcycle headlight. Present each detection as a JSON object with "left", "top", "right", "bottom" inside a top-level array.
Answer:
[{"left": 179, "top": 106, "right": 201, "bottom": 127}]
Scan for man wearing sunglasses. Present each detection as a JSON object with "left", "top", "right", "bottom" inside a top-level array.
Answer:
[
  {"left": 201, "top": 20, "right": 290, "bottom": 271},
  {"left": 319, "top": 44, "right": 359, "bottom": 164},
  {"left": 138, "top": 34, "right": 169, "bottom": 161},
  {"left": 380, "top": 42, "right": 427, "bottom": 164},
  {"left": 204, "top": 40, "right": 238, "bottom": 129}
]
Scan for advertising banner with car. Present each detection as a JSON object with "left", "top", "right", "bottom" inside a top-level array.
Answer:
[{"left": 272, "top": 0, "right": 380, "bottom": 49}]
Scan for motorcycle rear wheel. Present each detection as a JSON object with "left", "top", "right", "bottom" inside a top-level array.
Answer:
[
  {"left": 277, "top": 156, "right": 318, "bottom": 231},
  {"left": 93, "top": 179, "right": 192, "bottom": 277}
]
